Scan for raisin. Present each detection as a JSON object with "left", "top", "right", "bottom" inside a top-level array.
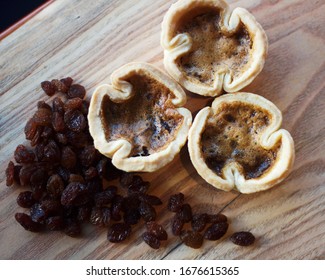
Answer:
[
  {"left": 128, "top": 180, "right": 150, "bottom": 195},
  {"left": 15, "top": 213, "right": 43, "bottom": 232},
  {"left": 84, "top": 166, "right": 98, "bottom": 180},
  {"left": 103, "top": 158, "right": 122, "bottom": 180},
  {"left": 33, "top": 108, "right": 52, "bottom": 126},
  {"left": 17, "top": 191, "right": 36, "bottom": 208},
  {"left": 64, "top": 98, "right": 83, "bottom": 111},
  {"left": 51, "top": 79, "right": 68, "bottom": 93},
  {"left": 41, "top": 126, "right": 53, "bottom": 140},
  {"left": 142, "top": 232, "right": 160, "bottom": 249},
  {"left": 79, "top": 145, "right": 98, "bottom": 167},
  {"left": 180, "top": 230, "right": 203, "bottom": 249},
  {"left": 52, "top": 97, "right": 65, "bottom": 114},
  {"left": 80, "top": 100, "right": 89, "bottom": 115},
  {"left": 55, "top": 133, "right": 68, "bottom": 145},
  {"left": 107, "top": 223, "right": 131, "bottom": 243},
  {"left": 30, "top": 203, "right": 46, "bottom": 224},
  {"left": 90, "top": 207, "right": 111, "bottom": 227},
  {"left": 60, "top": 146, "right": 77, "bottom": 170},
  {"left": 43, "top": 140, "right": 61, "bottom": 163},
  {"left": 208, "top": 213, "right": 228, "bottom": 224},
  {"left": 41, "top": 81, "right": 56, "bottom": 96},
  {"left": 30, "top": 126, "right": 43, "bottom": 146},
  {"left": 111, "top": 195, "right": 123, "bottom": 221},
  {"left": 46, "top": 216, "right": 64, "bottom": 231},
  {"left": 168, "top": 193, "right": 184, "bottom": 212},
  {"left": 52, "top": 112, "right": 65, "bottom": 132},
  {"left": 64, "top": 109, "right": 86, "bottom": 132},
  {"left": 191, "top": 213, "right": 209, "bottom": 232},
  {"left": 30, "top": 168, "right": 47, "bottom": 189},
  {"left": 5, "top": 161, "right": 15, "bottom": 186},
  {"left": 67, "top": 84, "right": 86, "bottom": 99},
  {"left": 138, "top": 201, "right": 156, "bottom": 222},
  {"left": 46, "top": 174, "right": 64, "bottom": 198},
  {"left": 13, "top": 165, "right": 22, "bottom": 185},
  {"left": 60, "top": 77, "right": 73, "bottom": 89},
  {"left": 24, "top": 119, "right": 38, "bottom": 140},
  {"left": 230, "top": 231, "right": 255, "bottom": 246},
  {"left": 61, "top": 182, "right": 89, "bottom": 206},
  {"left": 41, "top": 199, "right": 62, "bottom": 216},
  {"left": 19, "top": 164, "right": 38, "bottom": 186},
  {"left": 69, "top": 174, "right": 85, "bottom": 184},
  {"left": 119, "top": 172, "right": 135, "bottom": 188},
  {"left": 146, "top": 221, "right": 168, "bottom": 240},
  {"left": 37, "top": 101, "right": 52, "bottom": 111},
  {"left": 172, "top": 217, "right": 184, "bottom": 236},
  {"left": 204, "top": 222, "right": 229, "bottom": 241},
  {"left": 94, "top": 186, "right": 117, "bottom": 207},
  {"left": 14, "top": 144, "right": 35, "bottom": 163},
  {"left": 176, "top": 203, "right": 192, "bottom": 223},
  {"left": 66, "top": 131, "right": 90, "bottom": 148}
]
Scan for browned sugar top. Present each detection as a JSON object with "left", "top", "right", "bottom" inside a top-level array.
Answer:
[
  {"left": 100, "top": 74, "right": 184, "bottom": 157},
  {"left": 175, "top": 11, "right": 251, "bottom": 86},
  {"left": 201, "top": 102, "right": 279, "bottom": 180}
]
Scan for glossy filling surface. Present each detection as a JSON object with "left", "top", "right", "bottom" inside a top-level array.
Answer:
[
  {"left": 201, "top": 102, "right": 279, "bottom": 179},
  {"left": 100, "top": 74, "right": 184, "bottom": 157},
  {"left": 176, "top": 10, "right": 251, "bottom": 86}
]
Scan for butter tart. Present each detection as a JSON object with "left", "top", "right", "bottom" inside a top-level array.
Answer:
[
  {"left": 161, "top": 0, "right": 268, "bottom": 97},
  {"left": 88, "top": 62, "right": 192, "bottom": 172},
  {"left": 188, "top": 92, "right": 295, "bottom": 193}
]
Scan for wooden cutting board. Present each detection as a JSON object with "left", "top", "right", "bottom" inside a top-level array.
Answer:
[{"left": 0, "top": 0, "right": 324, "bottom": 260}]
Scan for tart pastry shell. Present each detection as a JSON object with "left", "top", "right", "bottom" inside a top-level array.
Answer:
[
  {"left": 161, "top": 0, "right": 268, "bottom": 97},
  {"left": 188, "top": 92, "right": 295, "bottom": 193},
  {"left": 88, "top": 62, "right": 192, "bottom": 172}
]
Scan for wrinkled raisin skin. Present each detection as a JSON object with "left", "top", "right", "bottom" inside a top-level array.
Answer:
[
  {"left": 107, "top": 223, "right": 131, "bottom": 243},
  {"left": 168, "top": 193, "right": 184, "bottom": 212},
  {"left": 180, "top": 230, "right": 204, "bottom": 249},
  {"left": 15, "top": 213, "right": 43, "bottom": 232},
  {"left": 204, "top": 222, "right": 229, "bottom": 241},
  {"left": 230, "top": 231, "right": 255, "bottom": 246},
  {"left": 142, "top": 232, "right": 160, "bottom": 249}
]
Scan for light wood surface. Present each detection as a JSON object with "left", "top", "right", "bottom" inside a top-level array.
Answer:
[{"left": 0, "top": 0, "right": 324, "bottom": 260}]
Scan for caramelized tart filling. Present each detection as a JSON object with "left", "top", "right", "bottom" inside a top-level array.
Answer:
[
  {"left": 201, "top": 102, "right": 280, "bottom": 180},
  {"left": 176, "top": 10, "right": 251, "bottom": 86},
  {"left": 100, "top": 75, "right": 184, "bottom": 157}
]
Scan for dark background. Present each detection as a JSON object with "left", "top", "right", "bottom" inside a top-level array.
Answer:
[{"left": 0, "top": 0, "right": 47, "bottom": 33}]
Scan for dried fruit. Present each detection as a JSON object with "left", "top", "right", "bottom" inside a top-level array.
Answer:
[
  {"left": 180, "top": 230, "right": 203, "bottom": 249},
  {"left": 146, "top": 221, "right": 168, "bottom": 240},
  {"left": 41, "top": 81, "right": 56, "bottom": 96},
  {"left": 176, "top": 203, "right": 192, "bottom": 223},
  {"left": 14, "top": 145, "right": 35, "bottom": 164},
  {"left": 60, "top": 146, "right": 77, "bottom": 170},
  {"left": 17, "top": 191, "right": 36, "bottom": 208},
  {"left": 204, "top": 222, "right": 229, "bottom": 241},
  {"left": 171, "top": 217, "right": 184, "bottom": 236},
  {"left": 107, "top": 223, "right": 131, "bottom": 243},
  {"left": 90, "top": 207, "right": 111, "bottom": 226},
  {"left": 32, "top": 108, "right": 52, "bottom": 126},
  {"left": 15, "top": 213, "right": 42, "bottom": 232},
  {"left": 142, "top": 232, "right": 160, "bottom": 249},
  {"left": 60, "top": 182, "right": 89, "bottom": 206},
  {"left": 230, "top": 231, "right": 255, "bottom": 246},
  {"left": 191, "top": 213, "right": 209, "bottom": 232},
  {"left": 138, "top": 201, "right": 156, "bottom": 222},
  {"left": 64, "top": 109, "right": 86, "bottom": 132},
  {"left": 67, "top": 84, "right": 86, "bottom": 99},
  {"left": 46, "top": 216, "right": 64, "bottom": 231},
  {"left": 168, "top": 193, "right": 184, "bottom": 212}
]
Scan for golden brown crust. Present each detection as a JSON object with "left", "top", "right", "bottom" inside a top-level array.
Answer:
[
  {"left": 188, "top": 92, "right": 295, "bottom": 193},
  {"left": 161, "top": 0, "right": 268, "bottom": 97},
  {"left": 88, "top": 62, "right": 192, "bottom": 172}
]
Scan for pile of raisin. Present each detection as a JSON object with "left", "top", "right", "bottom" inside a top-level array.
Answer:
[
  {"left": 167, "top": 193, "right": 255, "bottom": 248},
  {"left": 5, "top": 78, "right": 167, "bottom": 246}
]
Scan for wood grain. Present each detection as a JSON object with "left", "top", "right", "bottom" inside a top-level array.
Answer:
[{"left": 0, "top": 0, "right": 324, "bottom": 260}]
